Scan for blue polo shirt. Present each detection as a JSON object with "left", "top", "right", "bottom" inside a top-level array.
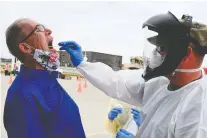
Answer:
[{"left": 4, "top": 65, "right": 86, "bottom": 138}]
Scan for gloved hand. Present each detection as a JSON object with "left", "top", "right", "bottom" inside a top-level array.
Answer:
[
  {"left": 58, "top": 41, "right": 83, "bottom": 67},
  {"left": 108, "top": 107, "right": 122, "bottom": 121},
  {"left": 116, "top": 129, "right": 135, "bottom": 138},
  {"left": 131, "top": 108, "right": 141, "bottom": 126}
]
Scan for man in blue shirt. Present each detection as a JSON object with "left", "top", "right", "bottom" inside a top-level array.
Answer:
[{"left": 4, "top": 18, "right": 86, "bottom": 138}]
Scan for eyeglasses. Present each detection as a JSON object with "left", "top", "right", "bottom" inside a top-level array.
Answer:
[{"left": 20, "top": 24, "right": 45, "bottom": 43}]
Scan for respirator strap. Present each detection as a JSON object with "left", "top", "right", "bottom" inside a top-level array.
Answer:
[{"left": 175, "top": 68, "right": 201, "bottom": 73}]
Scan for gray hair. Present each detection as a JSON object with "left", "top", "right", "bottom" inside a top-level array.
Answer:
[{"left": 5, "top": 18, "right": 28, "bottom": 62}]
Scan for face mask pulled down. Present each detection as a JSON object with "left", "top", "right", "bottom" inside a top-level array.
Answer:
[
  {"left": 33, "top": 49, "right": 60, "bottom": 71},
  {"left": 25, "top": 44, "right": 60, "bottom": 71}
]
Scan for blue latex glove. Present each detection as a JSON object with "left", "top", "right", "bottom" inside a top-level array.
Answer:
[
  {"left": 108, "top": 107, "right": 122, "bottom": 121},
  {"left": 131, "top": 108, "right": 141, "bottom": 126},
  {"left": 116, "top": 129, "right": 135, "bottom": 138},
  {"left": 58, "top": 41, "right": 83, "bottom": 67}
]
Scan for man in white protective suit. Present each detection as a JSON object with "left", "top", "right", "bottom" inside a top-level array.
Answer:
[{"left": 58, "top": 12, "right": 207, "bottom": 138}]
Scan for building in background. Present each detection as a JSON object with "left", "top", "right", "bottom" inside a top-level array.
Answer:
[
  {"left": 0, "top": 58, "right": 12, "bottom": 64},
  {"left": 58, "top": 51, "right": 71, "bottom": 67},
  {"left": 58, "top": 51, "right": 122, "bottom": 71},
  {"left": 121, "top": 56, "right": 143, "bottom": 70}
]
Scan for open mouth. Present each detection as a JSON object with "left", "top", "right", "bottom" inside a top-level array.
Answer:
[{"left": 48, "top": 40, "right": 53, "bottom": 49}]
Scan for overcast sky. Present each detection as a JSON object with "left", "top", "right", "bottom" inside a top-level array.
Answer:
[{"left": 0, "top": 1, "right": 207, "bottom": 65}]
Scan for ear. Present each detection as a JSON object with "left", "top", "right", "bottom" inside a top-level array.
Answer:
[{"left": 19, "top": 43, "right": 33, "bottom": 54}]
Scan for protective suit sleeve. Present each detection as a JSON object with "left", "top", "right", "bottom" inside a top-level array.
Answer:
[{"left": 77, "top": 62, "right": 145, "bottom": 106}]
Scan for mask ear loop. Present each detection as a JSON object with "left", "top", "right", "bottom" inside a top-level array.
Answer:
[
  {"left": 175, "top": 68, "right": 201, "bottom": 72},
  {"left": 22, "top": 43, "right": 36, "bottom": 56}
]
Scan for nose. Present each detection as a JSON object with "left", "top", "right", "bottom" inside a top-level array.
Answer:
[{"left": 45, "top": 28, "right": 52, "bottom": 36}]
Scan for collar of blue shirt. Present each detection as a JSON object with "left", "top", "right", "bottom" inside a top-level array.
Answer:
[{"left": 18, "top": 65, "right": 59, "bottom": 79}]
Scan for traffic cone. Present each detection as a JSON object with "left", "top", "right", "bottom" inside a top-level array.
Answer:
[
  {"left": 8, "top": 74, "right": 12, "bottom": 84},
  {"left": 83, "top": 78, "right": 88, "bottom": 88},
  {"left": 76, "top": 79, "right": 82, "bottom": 93}
]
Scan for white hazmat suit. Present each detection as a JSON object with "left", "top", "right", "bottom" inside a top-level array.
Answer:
[{"left": 77, "top": 62, "right": 207, "bottom": 138}]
